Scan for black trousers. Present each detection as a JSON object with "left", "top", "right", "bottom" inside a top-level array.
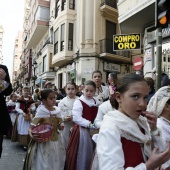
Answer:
[{"left": 0, "top": 132, "right": 3, "bottom": 158}]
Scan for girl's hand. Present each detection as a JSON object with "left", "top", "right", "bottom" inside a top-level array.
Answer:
[
  {"left": 64, "top": 116, "right": 72, "bottom": 122},
  {"left": 142, "top": 111, "right": 157, "bottom": 131},
  {"left": 146, "top": 144, "right": 170, "bottom": 170}
]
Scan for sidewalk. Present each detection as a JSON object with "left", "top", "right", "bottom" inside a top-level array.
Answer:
[{"left": 0, "top": 138, "right": 26, "bottom": 170}]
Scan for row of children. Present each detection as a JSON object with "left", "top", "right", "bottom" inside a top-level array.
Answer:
[
  {"left": 20, "top": 73, "right": 170, "bottom": 170},
  {"left": 22, "top": 80, "right": 100, "bottom": 169}
]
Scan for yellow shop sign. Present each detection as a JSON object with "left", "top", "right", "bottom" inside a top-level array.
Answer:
[{"left": 113, "top": 33, "right": 141, "bottom": 51}]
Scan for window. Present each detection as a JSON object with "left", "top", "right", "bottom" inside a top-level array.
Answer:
[
  {"left": 54, "top": 28, "right": 58, "bottom": 54},
  {"left": 61, "top": 24, "right": 65, "bottom": 51},
  {"left": 62, "top": 0, "right": 66, "bottom": 11},
  {"left": 106, "top": 20, "right": 116, "bottom": 54},
  {"left": 43, "top": 56, "right": 47, "bottom": 72},
  {"left": 68, "top": 23, "right": 73, "bottom": 51},
  {"left": 55, "top": 0, "right": 60, "bottom": 18},
  {"left": 164, "top": 56, "right": 166, "bottom": 62},
  {"left": 106, "top": 20, "right": 116, "bottom": 40},
  {"left": 69, "top": 0, "right": 75, "bottom": 9},
  {"left": 168, "top": 56, "right": 170, "bottom": 62}
]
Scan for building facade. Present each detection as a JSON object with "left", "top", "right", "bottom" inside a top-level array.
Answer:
[
  {"left": 20, "top": 0, "right": 133, "bottom": 89},
  {"left": 50, "top": 0, "right": 130, "bottom": 88},
  {"left": 11, "top": 31, "right": 23, "bottom": 87},
  {"left": 117, "top": 0, "right": 170, "bottom": 78}
]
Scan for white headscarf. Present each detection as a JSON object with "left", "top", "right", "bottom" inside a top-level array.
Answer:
[{"left": 147, "top": 86, "right": 170, "bottom": 117}]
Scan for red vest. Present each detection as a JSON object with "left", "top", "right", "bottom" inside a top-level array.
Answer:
[
  {"left": 17, "top": 96, "right": 34, "bottom": 114},
  {"left": 121, "top": 137, "right": 144, "bottom": 168},
  {"left": 79, "top": 99, "right": 98, "bottom": 123}
]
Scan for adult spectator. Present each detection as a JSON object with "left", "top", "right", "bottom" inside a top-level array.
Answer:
[
  {"left": 144, "top": 77, "right": 155, "bottom": 103},
  {"left": 44, "top": 81, "right": 52, "bottom": 89},
  {"left": 76, "top": 84, "right": 84, "bottom": 97},
  {"left": 0, "top": 65, "right": 13, "bottom": 158},
  {"left": 152, "top": 67, "right": 169, "bottom": 87}
]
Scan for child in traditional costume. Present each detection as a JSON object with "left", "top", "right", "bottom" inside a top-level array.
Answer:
[
  {"left": 147, "top": 86, "right": 170, "bottom": 169},
  {"left": 93, "top": 73, "right": 170, "bottom": 170},
  {"left": 92, "top": 70, "right": 109, "bottom": 103},
  {"left": 15, "top": 86, "right": 35, "bottom": 150},
  {"left": 58, "top": 82, "right": 78, "bottom": 149},
  {"left": 6, "top": 93, "right": 18, "bottom": 137},
  {"left": 66, "top": 80, "right": 100, "bottom": 170},
  {"left": 23, "top": 89, "right": 65, "bottom": 170}
]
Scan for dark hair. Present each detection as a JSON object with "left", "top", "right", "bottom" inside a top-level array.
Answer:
[
  {"left": 110, "top": 73, "right": 147, "bottom": 109},
  {"left": 65, "top": 81, "right": 77, "bottom": 89},
  {"left": 92, "top": 70, "right": 102, "bottom": 78},
  {"left": 35, "top": 89, "right": 39, "bottom": 93},
  {"left": 22, "top": 86, "right": 30, "bottom": 90},
  {"left": 109, "top": 72, "right": 117, "bottom": 79},
  {"left": 40, "top": 89, "right": 54, "bottom": 101},
  {"left": 144, "top": 77, "right": 154, "bottom": 89},
  {"left": 84, "top": 80, "right": 96, "bottom": 89},
  {"left": 10, "top": 93, "right": 17, "bottom": 99}
]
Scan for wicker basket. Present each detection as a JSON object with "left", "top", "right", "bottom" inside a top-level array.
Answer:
[{"left": 31, "top": 124, "right": 53, "bottom": 142}]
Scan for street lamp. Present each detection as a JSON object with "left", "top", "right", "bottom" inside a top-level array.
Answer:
[{"left": 32, "top": 60, "right": 37, "bottom": 90}]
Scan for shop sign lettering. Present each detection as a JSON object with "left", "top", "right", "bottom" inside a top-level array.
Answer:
[{"left": 113, "top": 33, "right": 141, "bottom": 51}]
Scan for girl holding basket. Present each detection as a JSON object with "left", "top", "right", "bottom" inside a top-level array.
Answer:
[{"left": 23, "top": 89, "right": 65, "bottom": 170}]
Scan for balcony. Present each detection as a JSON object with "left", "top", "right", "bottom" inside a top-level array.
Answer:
[
  {"left": 42, "top": 37, "right": 53, "bottom": 50},
  {"left": 52, "top": 51, "right": 74, "bottom": 68},
  {"left": 26, "top": 1, "right": 50, "bottom": 48},
  {"left": 39, "top": 71, "right": 55, "bottom": 80},
  {"left": 100, "top": 0, "right": 118, "bottom": 20},
  {"left": 99, "top": 39, "right": 131, "bottom": 63}
]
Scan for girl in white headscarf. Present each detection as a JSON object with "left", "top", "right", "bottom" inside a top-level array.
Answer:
[{"left": 147, "top": 85, "right": 170, "bottom": 169}]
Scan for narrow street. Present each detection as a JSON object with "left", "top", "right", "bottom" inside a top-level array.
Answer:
[{"left": 0, "top": 138, "right": 26, "bottom": 170}]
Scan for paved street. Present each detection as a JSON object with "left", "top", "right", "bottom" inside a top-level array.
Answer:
[{"left": 0, "top": 137, "right": 26, "bottom": 170}]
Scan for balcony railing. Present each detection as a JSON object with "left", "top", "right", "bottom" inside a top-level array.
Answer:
[
  {"left": 42, "top": 37, "right": 53, "bottom": 49},
  {"left": 100, "top": 0, "right": 117, "bottom": 9},
  {"left": 99, "top": 39, "right": 130, "bottom": 58}
]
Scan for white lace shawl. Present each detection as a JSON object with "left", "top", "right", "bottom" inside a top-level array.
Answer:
[
  {"left": 147, "top": 86, "right": 170, "bottom": 117},
  {"left": 158, "top": 117, "right": 170, "bottom": 141},
  {"left": 106, "top": 110, "right": 152, "bottom": 158},
  {"left": 7, "top": 100, "right": 16, "bottom": 106},
  {"left": 35, "top": 105, "right": 61, "bottom": 118}
]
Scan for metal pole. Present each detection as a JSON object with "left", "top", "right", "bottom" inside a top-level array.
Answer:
[{"left": 156, "top": 27, "right": 162, "bottom": 91}]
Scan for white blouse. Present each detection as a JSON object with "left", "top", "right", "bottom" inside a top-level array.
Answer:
[
  {"left": 94, "top": 100, "right": 114, "bottom": 128},
  {"left": 72, "top": 95, "right": 100, "bottom": 128},
  {"left": 97, "top": 110, "right": 167, "bottom": 170}
]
